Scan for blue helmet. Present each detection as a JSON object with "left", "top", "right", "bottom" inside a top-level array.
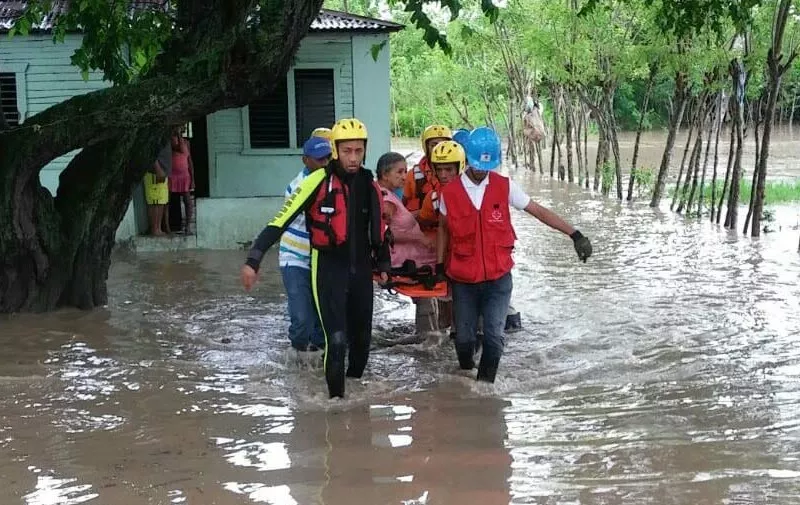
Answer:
[
  {"left": 466, "top": 126, "right": 502, "bottom": 171},
  {"left": 452, "top": 128, "right": 470, "bottom": 148}
]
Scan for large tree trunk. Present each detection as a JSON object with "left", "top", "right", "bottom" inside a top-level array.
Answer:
[
  {"left": 651, "top": 72, "right": 689, "bottom": 207},
  {"left": 0, "top": 0, "right": 325, "bottom": 313},
  {"left": 627, "top": 62, "right": 658, "bottom": 200}
]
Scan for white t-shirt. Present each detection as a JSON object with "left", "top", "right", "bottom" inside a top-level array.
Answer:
[{"left": 439, "top": 172, "right": 531, "bottom": 216}]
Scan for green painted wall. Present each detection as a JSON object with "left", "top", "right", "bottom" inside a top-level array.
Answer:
[
  {"left": 0, "top": 34, "right": 111, "bottom": 193},
  {"left": 206, "top": 33, "right": 392, "bottom": 198}
]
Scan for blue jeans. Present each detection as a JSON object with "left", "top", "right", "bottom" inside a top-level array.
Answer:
[
  {"left": 280, "top": 266, "right": 325, "bottom": 351},
  {"left": 451, "top": 272, "right": 513, "bottom": 382}
]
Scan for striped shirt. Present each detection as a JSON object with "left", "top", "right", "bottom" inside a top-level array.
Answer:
[{"left": 278, "top": 167, "right": 314, "bottom": 269}]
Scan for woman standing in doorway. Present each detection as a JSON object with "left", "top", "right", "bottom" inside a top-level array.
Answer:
[{"left": 169, "top": 126, "right": 195, "bottom": 234}]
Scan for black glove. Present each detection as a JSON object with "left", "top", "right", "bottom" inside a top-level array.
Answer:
[
  {"left": 570, "top": 230, "right": 592, "bottom": 263},
  {"left": 435, "top": 262, "right": 447, "bottom": 282}
]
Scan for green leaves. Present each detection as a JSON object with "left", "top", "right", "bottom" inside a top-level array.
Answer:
[{"left": 370, "top": 40, "right": 388, "bottom": 61}]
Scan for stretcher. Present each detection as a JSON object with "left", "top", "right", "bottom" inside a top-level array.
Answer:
[{"left": 373, "top": 260, "right": 447, "bottom": 298}]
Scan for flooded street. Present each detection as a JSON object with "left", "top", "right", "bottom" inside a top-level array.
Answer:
[{"left": 2, "top": 141, "right": 800, "bottom": 504}]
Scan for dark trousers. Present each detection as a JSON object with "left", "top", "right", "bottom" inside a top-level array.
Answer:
[
  {"left": 451, "top": 272, "right": 513, "bottom": 382},
  {"left": 312, "top": 251, "right": 374, "bottom": 398}
]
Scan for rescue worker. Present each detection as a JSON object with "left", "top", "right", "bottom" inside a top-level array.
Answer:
[
  {"left": 416, "top": 140, "right": 465, "bottom": 334},
  {"left": 240, "top": 118, "right": 391, "bottom": 399},
  {"left": 436, "top": 127, "right": 593, "bottom": 382},
  {"left": 402, "top": 125, "right": 452, "bottom": 215},
  {"left": 418, "top": 140, "right": 464, "bottom": 231}
]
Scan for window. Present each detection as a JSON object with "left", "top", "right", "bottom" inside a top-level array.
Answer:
[
  {"left": 0, "top": 73, "right": 19, "bottom": 127},
  {"left": 247, "top": 68, "right": 336, "bottom": 150},
  {"left": 294, "top": 69, "right": 336, "bottom": 144},
  {"left": 248, "top": 77, "right": 290, "bottom": 148}
]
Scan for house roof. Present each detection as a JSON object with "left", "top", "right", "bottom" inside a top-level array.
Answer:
[{"left": 0, "top": 2, "right": 404, "bottom": 34}]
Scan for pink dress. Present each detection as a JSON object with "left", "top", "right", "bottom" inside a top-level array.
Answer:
[
  {"left": 383, "top": 189, "right": 437, "bottom": 269},
  {"left": 169, "top": 139, "right": 192, "bottom": 193}
]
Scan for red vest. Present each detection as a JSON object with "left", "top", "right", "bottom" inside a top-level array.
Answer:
[
  {"left": 307, "top": 170, "right": 386, "bottom": 251},
  {"left": 403, "top": 157, "right": 439, "bottom": 212},
  {"left": 443, "top": 172, "right": 517, "bottom": 283}
]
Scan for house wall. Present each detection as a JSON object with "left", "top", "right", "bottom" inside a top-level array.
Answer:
[{"left": 201, "top": 32, "right": 392, "bottom": 250}]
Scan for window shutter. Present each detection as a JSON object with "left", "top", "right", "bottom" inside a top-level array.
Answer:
[
  {"left": 0, "top": 73, "right": 19, "bottom": 127},
  {"left": 294, "top": 69, "right": 335, "bottom": 144},
  {"left": 248, "top": 78, "right": 290, "bottom": 148}
]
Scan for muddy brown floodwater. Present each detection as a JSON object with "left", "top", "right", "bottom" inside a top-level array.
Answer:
[{"left": 1, "top": 133, "right": 800, "bottom": 504}]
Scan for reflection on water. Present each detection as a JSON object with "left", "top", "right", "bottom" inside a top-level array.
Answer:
[{"left": 0, "top": 147, "right": 800, "bottom": 503}]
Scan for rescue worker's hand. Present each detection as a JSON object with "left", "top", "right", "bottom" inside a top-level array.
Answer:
[
  {"left": 570, "top": 230, "right": 592, "bottom": 263},
  {"left": 240, "top": 264, "right": 259, "bottom": 291},
  {"left": 379, "top": 272, "right": 389, "bottom": 285}
]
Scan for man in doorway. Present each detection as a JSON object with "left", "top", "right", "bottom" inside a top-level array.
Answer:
[{"left": 144, "top": 141, "right": 173, "bottom": 236}]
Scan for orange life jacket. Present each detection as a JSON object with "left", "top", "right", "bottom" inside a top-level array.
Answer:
[
  {"left": 403, "top": 157, "right": 439, "bottom": 213},
  {"left": 442, "top": 172, "right": 517, "bottom": 283}
]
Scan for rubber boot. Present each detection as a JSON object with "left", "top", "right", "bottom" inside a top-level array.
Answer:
[
  {"left": 455, "top": 341, "right": 476, "bottom": 370},
  {"left": 325, "top": 331, "right": 347, "bottom": 398},
  {"left": 476, "top": 353, "right": 500, "bottom": 383},
  {"left": 346, "top": 344, "right": 369, "bottom": 379}
]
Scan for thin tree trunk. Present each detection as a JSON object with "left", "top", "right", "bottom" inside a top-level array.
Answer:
[
  {"left": 790, "top": 91, "right": 797, "bottom": 126},
  {"left": 718, "top": 97, "right": 736, "bottom": 224},
  {"left": 603, "top": 87, "right": 623, "bottom": 199},
  {"left": 575, "top": 99, "right": 584, "bottom": 185},
  {"left": 744, "top": 98, "right": 763, "bottom": 234},
  {"left": 536, "top": 141, "right": 545, "bottom": 175},
  {"left": 583, "top": 105, "right": 589, "bottom": 189},
  {"left": 697, "top": 96, "right": 717, "bottom": 217},
  {"left": 651, "top": 72, "right": 689, "bottom": 207},
  {"left": 670, "top": 113, "right": 697, "bottom": 211},
  {"left": 506, "top": 88, "right": 519, "bottom": 167},
  {"left": 549, "top": 87, "right": 560, "bottom": 178},
  {"left": 594, "top": 125, "right": 607, "bottom": 191},
  {"left": 627, "top": 62, "right": 658, "bottom": 200},
  {"left": 563, "top": 88, "right": 575, "bottom": 183},
  {"left": 709, "top": 92, "right": 724, "bottom": 221},
  {"left": 677, "top": 122, "right": 704, "bottom": 214},
  {"left": 725, "top": 59, "right": 747, "bottom": 229}
]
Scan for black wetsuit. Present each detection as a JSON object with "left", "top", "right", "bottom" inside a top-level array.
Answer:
[{"left": 245, "top": 162, "right": 390, "bottom": 398}]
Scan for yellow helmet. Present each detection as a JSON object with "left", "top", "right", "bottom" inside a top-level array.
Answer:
[
  {"left": 430, "top": 140, "right": 466, "bottom": 173},
  {"left": 330, "top": 118, "right": 368, "bottom": 160},
  {"left": 421, "top": 124, "right": 452, "bottom": 152},
  {"left": 311, "top": 127, "right": 332, "bottom": 140}
]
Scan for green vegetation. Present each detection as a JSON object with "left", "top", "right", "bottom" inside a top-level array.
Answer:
[{"left": 671, "top": 179, "right": 800, "bottom": 206}]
